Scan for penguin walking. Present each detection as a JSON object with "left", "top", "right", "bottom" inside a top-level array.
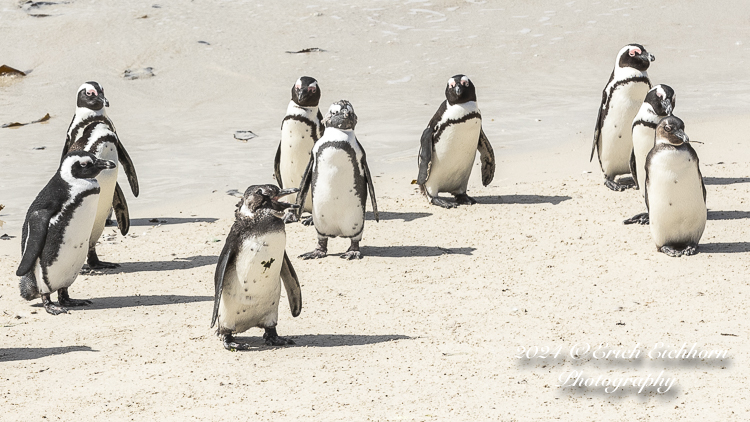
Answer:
[
  {"left": 61, "top": 81, "right": 139, "bottom": 269},
  {"left": 591, "top": 44, "right": 655, "bottom": 191},
  {"left": 417, "top": 74, "right": 495, "bottom": 208},
  {"left": 645, "top": 116, "right": 706, "bottom": 257},
  {"left": 17, "top": 151, "right": 116, "bottom": 315},
  {"left": 624, "top": 84, "right": 676, "bottom": 225},
  {"left": 212, "top": 185, "right": 302, "bottom": 350},
  {"left": 274, "top": 77, "right": 324, "bottom": 221},
  {"left": 296, "top": 100, "right": 379, "bottom": 260}
]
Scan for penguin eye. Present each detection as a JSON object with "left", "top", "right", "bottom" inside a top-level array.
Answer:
[
  {"left": 308, "top": 86, "right": 316, "bottom": 93},
  {"left": 665, "top": 125, "right": 672, "bottom": 132}
]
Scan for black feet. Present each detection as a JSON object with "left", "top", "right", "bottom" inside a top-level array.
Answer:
[
  {"left": 263, "top": 327, "right": 295, "bottom": 346},
  {"left": 454, "top": 193, "right": 477, "bottom": 205},
  {"left": 87, "top": 249, "right": 120, "bottom": 269},
  {"left": 604, "top": 178, "right": 635, "bottom": 192},
  {"left": 42, "top": 294, "right": 68, "bottom": 315},
  {"left": 430, "top": 196, "right": 458, "bottom": 209},
  {"left": 301, "top": 216, "right": 314, "bottom": 226},
  {"left": 623, "top": 212, "right": 650, "bottom": 225},
  {"left": 300, "top": 238, "right": 328, "bottom": 260},
  {"left": 659, "top": 245, "right": 698, "bottom": 257},
  {"left": 341, "top": 240, "right": 362, "bottom": 260},
  {"left": 58, "top": 288, "right": 92, "bottom": 307},
  {"left": 222, "top": 334, "right": 251, "bottom": 351}
]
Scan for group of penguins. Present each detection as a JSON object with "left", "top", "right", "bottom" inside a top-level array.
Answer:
[
  {"left": 591, "top": 43, "right": 707, "bottom": 258},
  {"left": 13, "top": 43, "right": 705, "bottom": 350},
  {"left": 14, "top": 74, "right": 495, "bottom": 350}
]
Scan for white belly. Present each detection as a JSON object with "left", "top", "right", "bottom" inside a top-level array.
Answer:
[
  {"left": 218, "top": 233, "right": 286, "bottom": 334},
  {"left": 42, "top": 195, "right": 99, "bottom": 293},
  {"left": 600, "top": 83, "right": 650, "bottom": 177},
  {"left": 312, "top": 148, "right": 365, "bottom": 239},
  {"left": 424, "top": 118, "right": 481, "bottom": 196},
  {"left": 280, "top": 120, "right": 315, "bottom": 211},
  {"left": 632, "top": 124, "right": 656, "bottom": 195},
  {"left": 90, "top": 143, "right": 119, "bottom": 248},
  {"left": 648, "top": 151, "right": 707, "bottom": 248}
]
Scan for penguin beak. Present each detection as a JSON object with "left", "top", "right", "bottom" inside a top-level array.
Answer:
[
  {"left": 677, "top": 129, "right": 689, "bottom": 144},
  {"left": 455, "top": 85, "right": 464, "bottom": 96},
  {"left": 648, "top": 53, "right": 655, "bottom": 62},
  {"left": 102, "top": 94, "right": 110, "bottom": 107},
  {"left": 95, "top": 159, "right": 116, "bottom": 170},
  {"left": 270, "top": 188, "right": 300, "bottom": 214}
]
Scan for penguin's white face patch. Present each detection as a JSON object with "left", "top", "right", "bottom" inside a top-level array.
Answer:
[
  {"left": 655, "top": 86, "right": 666, "bottom": 100},
  {"left": 628, "top": 47, "right": 642, "bottom": 57},
  {"left": 79, "top": 83, "right": 98, "bottom": 97},
  {"left": 460, "top": 76, "right": 470, "bottom": 86},
  {"left": 307, "top": 81, "right": 318, "bottom": 93},
  {"left": 447, "top": 78, "right": 456, "bottom": 88},
  {"left": 294, "top": 79, "right": 302, "bottom": 89}
]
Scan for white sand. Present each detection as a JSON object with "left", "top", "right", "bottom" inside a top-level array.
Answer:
[{"left": 1, "top": 1, "right": 749, "bottom": 420}]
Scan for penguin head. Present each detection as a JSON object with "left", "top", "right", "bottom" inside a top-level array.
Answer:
[
  {"left": 445, "top": 75, "right": 477, "bottom": 105},
  {"left": 62, "top": 151, "right": 116, "bottom": 180},
  {"left": 323, "top": 100, "right": 357, "bottom": 130},
  {"left": 645, "top": 84, "right": 676, "bottom": 117},
  {"left": 76, "top": 81, "right": 109, "bottom": 111},
  {"left": 656, "top": 116, "right": 689, "bottom": 146},
  {"left": 291, "top": 77, "right": 321, "bottom": 107},
  {"left": 237, "top": 184, "right": 300, "bottom": 219},
  {"left": 617, "top": 44, "right": 654, "bottom": 71}
]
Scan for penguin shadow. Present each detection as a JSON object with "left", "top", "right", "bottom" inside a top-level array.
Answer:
[
  {"left": 89, "top": 255, "right": 218, "bottom": 274},
  {"left": 129, "top": 217, "right": 219, "bottom": 226},
  {"left": 0, "top": 345, "right": 96, "bottom": 362},
  {"left": 703, "top": 177, "right": 750, "bottom": 186},
  {"left": 361, "top": 245, "right": 476, "bottom": 257},
  {"left": 707, "top": 210, "right": 750, "bottom": 221},
  {"left": 699, "top": 242, "right": 750, "bottom": 254},
  {"left": 79, "top": 294, "right": 213, "bottom": 310},
  {"left": 366, "top": 211, "right": 432, "bottom": 222},
  {"left": 228, "top": 334, "right": 412, "bottom": 350},
  {"left": 474, "top": 194, "right": 572, "bottom": 205}
]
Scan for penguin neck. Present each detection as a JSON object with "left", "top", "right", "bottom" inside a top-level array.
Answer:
[
  {"left": 636, "top": 103, "right": 660, "bottom": 123},
  {"left": 614, "top": 65, "right": 648, "bottom": 80},
  {"left": 287, "top": 101, "right": 319, "bottom": 118}
]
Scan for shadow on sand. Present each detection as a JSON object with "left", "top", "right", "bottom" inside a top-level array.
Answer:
[
  {"left": 85, "top": 295, "right": 212, "bottom": 310},
  {"left": 129, "top": 217, "right": 219, "bottom": 226},
  {"left": 707, "top": 210, "right": 750, "bottom": 221},
  {"left": 361, "top": 245, "right": 475, "bottom": 257},
  {"left": 0, "top": 346, "right": 96, "bottom": 362},
  {"left": 475, "top": 194, "right": 571, "bottom": 205},
  {"left": 703, "top": 177, "right": 750, "bottom": 186},
  {"left": 700, "top": 242, "right": 750, "bottom": 254},
  {"left": 366, "top": 211, "right": 432, "bottom": 222},
  {"left": 225, "top": 334, "right": 412, "bottom": 350},
  {"left": 89, "top": 255, "right": 218, "bottom": 274}
]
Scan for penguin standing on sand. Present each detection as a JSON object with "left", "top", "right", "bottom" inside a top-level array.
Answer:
[
  {"left": 17, "top": 151, "right": 116, "bottom": 315},
  {"left": 645, "top": 116, "right": 706, "bottom": 257},
  {"left": 591, "top": 44, "right": 655, "bottom": 191},
  {"left": 212, "top": 185, "right": 302, "bottom": 350},
  {"left": 274, "top": 77, "right": 324, "bottom": 219},
  {"left": 297, "top": 100, "right": 379, "bottom": 260},
  {"left": 62, "top": 81, "right": 139, "bottom": 269},
  {"left": 624, "top": 84, "right": 676, "bottom": 225},
  {"left": 417, "top": 74, "right": 495, "bottom": 208}
]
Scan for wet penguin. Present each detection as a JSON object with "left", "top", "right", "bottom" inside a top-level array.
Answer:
[
  {"left": 212, "top": 185, "right": 302, "bottom": 350},
  {"left": 274, "top": 77, "right": 324, "bottom": 217},
  {"left": 62, "top": 81, "right": 139, "bottom": 269},
  {"left": 591, "top": 44, "right": 655, "bottom": 191},
  {"left": 417, "top": 74, "right": 495, "bottom": 208},
  {"left": 645, "top": 116, "right": 706, "bottom": 257},
  {"left": 624, "top": 84, "right": 676, "bottom": 225},
  {"left": 17, "top": 151, "right": 116, "bottom": 315},
  {"left": 296, "top": 100, "right": 379, "bottom": 260}
]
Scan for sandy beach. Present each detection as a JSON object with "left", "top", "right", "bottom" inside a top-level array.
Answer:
[{"left": 2, "top": 1, "right": 749, "bottom": 420}]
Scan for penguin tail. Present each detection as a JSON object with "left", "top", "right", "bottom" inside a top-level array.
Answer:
[{"left": 19, "top": 274, "right": 40, "bottom": 301}]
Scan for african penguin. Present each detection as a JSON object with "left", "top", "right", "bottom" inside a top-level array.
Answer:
[
  {"left": 591, "top": 44, "right": 655, "bottom": 191},
  {"left": 296, "top": 100, "right": 379, "bottom": 260},
  {"left": 417, "top": 74, "right": 495, "bottom": 208},
  {"left": 17, "top": 151, "right": 116, "bottom": 315},
  {"left": 274, "top": 77, "right": 324, "bottom": 218},
  {"left": 212, "top": 185, "right": 302, "bottom": 350},
  {"left": 645, "top": 116, "right": 706, "bottom": 257},
  {"left": 624, "top": 84, "right": 676, "bottom": 225},
  {"left": 62, "top": 81, "right": 139, "bottom": 269}
]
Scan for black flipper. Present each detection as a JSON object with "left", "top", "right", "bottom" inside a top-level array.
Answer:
[
  {"left": 417, "top": 126, "right": 433, "bottom": 185},
  {"left": 280, "top": 252, "right": 302, "bottom": 317},
  {"left": 357, "top": 138, "right": 379, "bottom": 222},
  {"left": 211, "top": 239, "right": 236, "bottom": 328},
  {"left": 590, "top": 71, "right": 613, "bottom": 169},
  {"left": 477, "top": 128, "right": 495, "bottom": 186},
  {"left": 16, "top": 209, "right": 54, "bottom": 276},
  {"left": 112, "top": 183, "right": 130, "bottom": 236},
  {"left": 317, "top": 110, "right": 325, "bottom": 139},
  {"left": 274, "top": 143, "right": 283, "bottom": 188},
  {"left": 629, "top": 149, "right": 639, "bottom": 189},
  {"left": 295, "top": 155, "right": 314, "bottom": 213},
  {"left": 116, "top": 140, "right": 139, "bottom": 197}
]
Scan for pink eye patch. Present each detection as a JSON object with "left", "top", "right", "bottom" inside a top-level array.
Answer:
[{"left": 629, "top": 47, "right": 642, "bottom": 57}]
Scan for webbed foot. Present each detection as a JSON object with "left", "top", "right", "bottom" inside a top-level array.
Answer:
[
  {"left": 454, "top": 193, "right": 477, "bottom": 205},
  {"left": 430, "top": 196, "right": 457, "bottom": 209},
  {"left": 42, "top": 294, "right": 68, "bottom": 315},
  {"left": 301, "top": 216, "right": 314, "bottom": 226},
  {"left": 222, "top": 334, "right": 251, "bottom": 351},
  {"left": 263, "top": 328, "right": 295, "bottom": 346},
  {"left": 604, "top": 179, "right": 633, "bottom": 192},
  {"left": 341, "top": 240, "right": 362, "bottom": 260},
  {"left": 682, "top": 245, "right": 698, "bottom": 256},
  {"left": 58, "top": 288, "right": 92, "bottom": 307},
  {"left": 659, "top": 245, "right": 683, "bottom": 257},
  {"left": 623, "top": 212, "right": 650, "bottom": 225},
  {"left": 87, "top": 249, "right": 120, "bottom": 269},
  {"left": 300, "top": 238, "right": 327, "bottom": 259}
]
